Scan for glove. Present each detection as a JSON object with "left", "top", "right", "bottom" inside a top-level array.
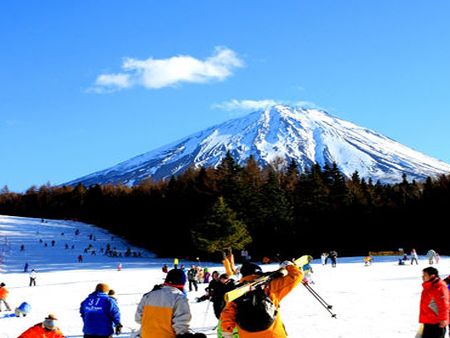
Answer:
[
  {"left": 115, "top": 323, "right": 123, "bottom": 335},
  {"left": 221, "top": 332, "right": 234, "bottom": 338},
  {"left": 280, "top": 260, "right": 293, "bottom": 268}
]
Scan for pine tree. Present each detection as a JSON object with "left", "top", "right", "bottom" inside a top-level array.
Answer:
[{"left": 192, "top": 196, "right": 252, "bottom": 253}]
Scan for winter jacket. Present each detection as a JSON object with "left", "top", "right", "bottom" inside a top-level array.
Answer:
[
  {"left": 211, "top": 279, "right": 236, "bottom": 319},
  {"left": 221, "top": 264, "right": 303, "bottom": 338},
  {"left": 80, "top": 291, "right": 121, "bottom": 336},
  {"left": 18, "top": 323, "right": 64, "bottom": 338},
  {"left": 419, "top": 277, "right": 449, "bottom": 324},
  {"left": 135, "top": 284, "right": 191, "bottom": 338},
  {"left": 0, "top": 286, "right": 8, "bottom": 300}
]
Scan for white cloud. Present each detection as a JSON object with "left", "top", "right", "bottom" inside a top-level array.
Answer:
[
  {"left": 213, "top": 99, "right": 320, "bottom": 112},
  {"left": 213, "top": 99, "right": 280, "bottom": 111},
  {"left": 90, "top": 47, "right": 243, "bottom": 92},
  {"left": 96, "top": 73, "right": 131, "bottom": 88}
]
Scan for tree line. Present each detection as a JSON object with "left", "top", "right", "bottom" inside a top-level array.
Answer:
[{"left": 1, "top": 153, "right": 449, "bottom": 260}]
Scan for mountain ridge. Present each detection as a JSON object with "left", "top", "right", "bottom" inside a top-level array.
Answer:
[{"left": 65, "top": 105, "right": 450, "bottom": 186}]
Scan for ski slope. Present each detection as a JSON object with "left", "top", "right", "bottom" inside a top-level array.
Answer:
[{"left": 0, "top": 215, "right": 448, "bottom": 337}]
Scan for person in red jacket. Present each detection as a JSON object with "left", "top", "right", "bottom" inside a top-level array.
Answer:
[
  {"left": 419, "top": 267, "right": 449, "bottom": 338},
  {"left": 18, "top": 313, "right": 65, "bottom": 338}
]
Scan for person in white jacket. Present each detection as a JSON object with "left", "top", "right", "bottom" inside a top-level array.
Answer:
[
  {"left": 410, "top": 249, "right": 419, "bottom": 265},
  {"left": 135, "top": 268, "right": 206, "bottom": 338},
  {"left": 29, "top": 269, "right": 37, "bottom": 287}
]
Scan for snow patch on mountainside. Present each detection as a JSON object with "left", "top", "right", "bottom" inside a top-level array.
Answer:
[{"left": 65, "top": 105, "right": 450, "bottom": 187}]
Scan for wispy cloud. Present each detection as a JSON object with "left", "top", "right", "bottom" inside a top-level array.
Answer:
[
  {"left": 90, "top": 47, "right": 243, "bottom": 93},
  {"left": 213, "top": 99, "right": 320, "bottom": 112}
]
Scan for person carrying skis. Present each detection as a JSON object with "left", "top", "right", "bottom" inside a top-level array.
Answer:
[
  {"left": 419, "top": 267, "right": 449, "bottom": 338},
  {"left": 80, "top": 283, "right": 123, "bottom": 338},
  {"left": 135, "top": 268, "right": 206, "bottom": 338},
  {"left": 18, "top": 313, "right": 64, "bottom": 338},
  {"left": 220, "top": 260, "right": 303, "bottom": 337},
  {"left": 0, "top": 282, "right": 12, "bottom": 312}
]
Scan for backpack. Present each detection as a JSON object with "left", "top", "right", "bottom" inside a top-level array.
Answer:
[{"left": 234, "top": 286, "right": 277, "bottom": 332}]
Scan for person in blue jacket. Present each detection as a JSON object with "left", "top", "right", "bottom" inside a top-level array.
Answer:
[{"left": 80, "top": 283, "right": 122, "bottom": 338}]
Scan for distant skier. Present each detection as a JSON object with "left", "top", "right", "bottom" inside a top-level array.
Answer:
[
  {"left": 117, "top": 263, "right": 122, "bottom": 271},
  {"left": 321, "top": 252, "right": 328, "bottom": 265},
  {"left": 329, "top": 250, "right": 338, "bottom": 267},
  {"left": 411, "top": 249, "right": 419, "bottom": 265},
  {"left": 0, "top": 282, "right": 12, "bottom": 312},
  {"left": 162, "top": 264, "right": 169, "bottom": 273},
  {"left": 427, "top": 249, "right": 437, "bottom": 265},
  {"left": 29, "top": 269, "right": 37, "bottom": 287},
  {"left": 77, "top": 255, "right": 83, "bottom": 263},
  {"left": 187, "top": 265, "right": 198, "bottom": 292},
  {"left": 364, "top": 256, "right": 373, "bottom": 266},
  {"left": 24, "top": 262, "right": 29, "bottom": 273}
]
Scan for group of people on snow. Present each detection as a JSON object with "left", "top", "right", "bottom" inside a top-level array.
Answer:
[
  {"left": 12, "top": 247, "right": 304, "bottom": 338},
  {"left": 9, "top": 238, "right": 450, "bottom": 338},
  {"left": 320, "top": 250, "right": 338, "bottom": 267}
]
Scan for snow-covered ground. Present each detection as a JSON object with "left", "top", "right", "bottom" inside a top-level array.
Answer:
[{"left": 0, "top": 214, "right": 448, "bottom": 338}]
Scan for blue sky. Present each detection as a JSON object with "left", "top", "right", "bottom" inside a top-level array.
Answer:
[{"left": 1, "top": 1, "right": 450, "bottom": 192}]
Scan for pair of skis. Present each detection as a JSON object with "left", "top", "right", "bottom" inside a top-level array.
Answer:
[{"left": 224, "top": 255, "right": 313, "bottom": 303}]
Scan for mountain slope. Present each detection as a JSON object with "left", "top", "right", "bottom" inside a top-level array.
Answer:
[{"left": 66, "top": 105, "right": 450, "bottom": 186}]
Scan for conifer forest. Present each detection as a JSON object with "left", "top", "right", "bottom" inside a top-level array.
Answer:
[{"left": 1, "top": 154, "right": 449, "bottom": 260}]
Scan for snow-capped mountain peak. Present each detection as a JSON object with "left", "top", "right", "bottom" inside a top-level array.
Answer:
[{"left": 65, "top": 105, "right": 450, "bottom": 186}]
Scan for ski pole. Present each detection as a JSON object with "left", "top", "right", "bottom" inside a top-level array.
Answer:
[
  {"left": 202, "top": 299, "right": 211, "bottom": 327},
  {"left": 302, "top": 282, "right": 337, "bottom": 318},
  {"left": 303, "top": 282, "right": 333, "bottom": 309}
]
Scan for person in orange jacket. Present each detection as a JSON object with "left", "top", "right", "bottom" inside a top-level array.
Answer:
[
  {"left": 419, "top": 267, "right": 449, "bottom": 338},
  {"left": 0, "top": 282, "right": 12, "bottom": 312},
  {"left": 18, "top": 313, "right": 65, "bottom": 338},
  {"left": 222, "top": 248, "right": 237, "bottom": 277},
  {"left": 220, "top": 260, "right": 303, "bottom": 338}
]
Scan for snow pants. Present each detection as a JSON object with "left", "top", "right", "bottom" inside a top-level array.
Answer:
[
  {"left": 422, "top": 323, "right": 446, "bottom": 338},
  {"left": 189, "top": 279, "right": 198, "bottom": 292},
  {"left": 0, "top": 299, "right": 11, "bottom": 311}
]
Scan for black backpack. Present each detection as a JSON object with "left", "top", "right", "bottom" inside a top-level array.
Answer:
[{"left": 234, "top": 286, "right": 277, "bottom": 332}]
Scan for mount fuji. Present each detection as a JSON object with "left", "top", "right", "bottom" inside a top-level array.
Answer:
[{"left": 66, "top": 105, "right": 450, "bottom": 186}]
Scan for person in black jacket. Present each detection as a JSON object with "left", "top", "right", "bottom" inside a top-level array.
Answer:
[
  {"left": 211, "top": 273, "right": 236, "bottom": 319},
  {"left": 196, "top": 272, "right": 236, "bottom": 319},
  {"left": 196, "top": 271, "right": 220, "bottom": 303}
]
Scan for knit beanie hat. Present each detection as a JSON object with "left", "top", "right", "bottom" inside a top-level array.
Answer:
[
  {"left": 165, "top": 269, "right": 187, "bottom": 288},
  {"left": 95, "top": 283, "right": 110, "bottom": 293},
  {"left": 240, "top": 262, "right": 263, "bottom": 277}
]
